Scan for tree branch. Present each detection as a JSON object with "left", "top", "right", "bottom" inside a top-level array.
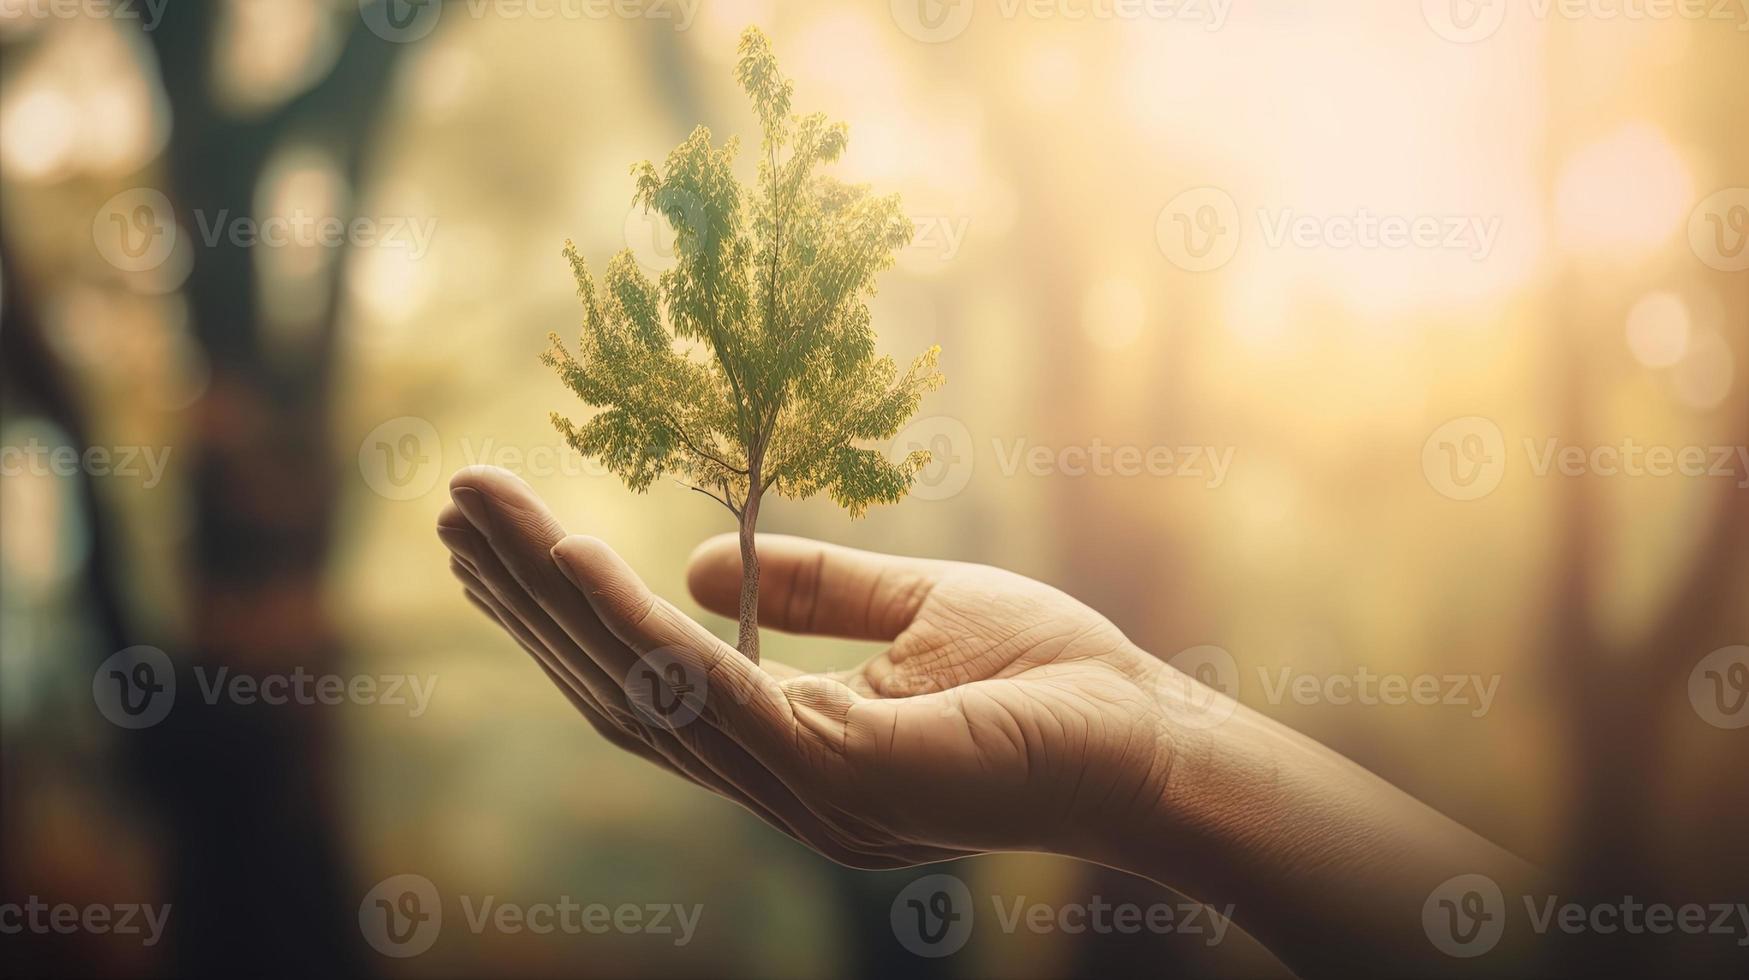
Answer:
[
  {"left": 661, "top": 410, "right": 747, "bottom": 475},
  {"left": 678, "top": 479, "right": 738, "bottom": 517}
]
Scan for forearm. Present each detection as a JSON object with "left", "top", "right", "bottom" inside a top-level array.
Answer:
[{"left": 1074, "top": 675, "right": 1545, "bottom": 977}]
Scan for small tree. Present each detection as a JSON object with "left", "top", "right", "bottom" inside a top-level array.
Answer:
[{"left": 543, "top": 26, "right": 944, "bottom": 661}]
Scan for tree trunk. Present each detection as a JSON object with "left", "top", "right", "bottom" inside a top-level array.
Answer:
[
  {"left": 737, "top": 489, "right": 762, "bottom": 662},
  {"left": 738, "top": 493, "right": 766, "bottom": 661}
]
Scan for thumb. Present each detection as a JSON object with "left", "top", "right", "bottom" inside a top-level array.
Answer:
[{"left": 685, "top": 533, "right": 944, "bottom": 641}]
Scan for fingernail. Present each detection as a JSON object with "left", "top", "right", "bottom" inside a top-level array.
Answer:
[
  {"left": 452, "top": 486, "right": 488, "bottom": 531},
  {"left": 551, "top": 545, "right": 583, "bottom": 591}
]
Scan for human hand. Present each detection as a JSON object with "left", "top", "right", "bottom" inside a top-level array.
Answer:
[{"left": 436, "top": 466, "right": 1178, "bottom": 868}]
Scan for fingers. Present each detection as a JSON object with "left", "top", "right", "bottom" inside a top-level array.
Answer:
[
  {"left": 448, "top": 467, "right": 574, "bottom": 612},
  {"left": 443, "top": 471, "right": 971, "bottom": 868},
  {"left": 449, "top": 554, "right": 631, "bottom": 732},
  {"left": 440, "top": 471, "right": 845, "bottom": 850},
  {"left": 443, "top": 469, "right": 644, "bottom": 713},
  {"left": 451, "top": 546, "right": 808, "bottom": 839},
  {"left": 685, "top": 533, "right": 943, "bottom": 641},
  {"left": 457, "top": 582, "right": 683, "bottom": 775},
  {"left": 553, "top": 534, "right": 796, "bottom": 760}
]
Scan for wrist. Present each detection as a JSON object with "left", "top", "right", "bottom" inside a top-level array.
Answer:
[
  {"left": 1063, "top": 648, "right": 1546, "bottom": 976},
  {"left": 1052, "top": 646, "right": 1230, "bottom": 876}
]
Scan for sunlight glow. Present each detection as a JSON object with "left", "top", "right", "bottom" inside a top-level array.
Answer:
[
  {"left": 1624, "top": 291, "right": 1691, "bottom": 369},
  {"left": 1671, "top": 332, "right": 1735, "bottom": 411},
  {"left": 1554, "top": 123, "right": 1693, "bottom": 259},
  {"left": 0, "top": 86, "right": 77, "bottom": 180}
]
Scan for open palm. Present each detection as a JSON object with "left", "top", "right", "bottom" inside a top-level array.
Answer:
[{"left": 437, "top": 466, "right": 1182, "bottom": 868}]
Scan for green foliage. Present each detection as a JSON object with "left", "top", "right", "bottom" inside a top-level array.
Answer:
[{"left": 544, "top": 26, "right": 943, "bottom": 522}]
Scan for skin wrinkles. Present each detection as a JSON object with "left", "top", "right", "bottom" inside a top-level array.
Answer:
[{"left": 440, "top": 465, "right": 1544, "bottom": 976}]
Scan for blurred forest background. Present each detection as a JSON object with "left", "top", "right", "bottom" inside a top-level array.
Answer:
[{"left": 1, "top": 1, "right": 1745, "bottom": 977}]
